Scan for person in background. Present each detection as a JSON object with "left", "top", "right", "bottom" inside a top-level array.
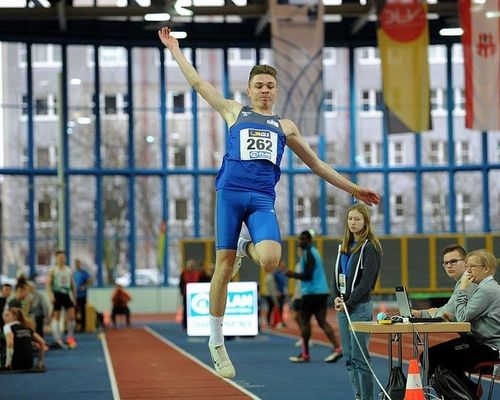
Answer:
[
  {"left": 46, "top": 250, "right": 77, "bottom": 349},
  {"left": 0, "top": 284, "right": 13, "bottom": 322},
  {"left": 332, "top": 203, "right": 383, "bottom": 400},
  {"left": 179, "top": 259, "right": 201, "bottom": 330},
  {"left": 27, "top": 281, "right": 49, "bottom": 339},
  {"left": 3, "top": 307, "right": 45, "bottom": 370},
  {"left": 273, "top": 260, "right": 288, "bottom": 328},
  {"left": 158, "top": 26, "right": 381, "bottom": 379},
  {"left": 428, "top": 249, "right": 500, "bottom": 397},
  {"left": 262, "top": 270, "right": 278, "bottom": 327},
  {"left": 412, "top": 244, "right": 476, "bottom": 320},
  {"left": 0, "top": 283, "right": 13, "bottom": 366},
  {"left": 73, "top": 259, "right": 93, "bottom": 333},
  {"left": 111, "top": 284, "right": 132, "bottom": 328},
  {"left": 286, "top": 230, "right": 343, "bottom": 364},
  {"left": 199, "top": 262, "right": 214, "bottom": 283}
]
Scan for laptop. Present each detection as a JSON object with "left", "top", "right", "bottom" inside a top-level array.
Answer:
[{"left": 395, "top": 285, "right": 444, "bottom": 323}]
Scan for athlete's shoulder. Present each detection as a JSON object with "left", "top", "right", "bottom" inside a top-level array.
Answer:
[{"left": 278, "top": 118, "right": 298, "bottom": 136}]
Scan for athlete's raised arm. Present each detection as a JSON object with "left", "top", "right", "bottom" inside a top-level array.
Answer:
[
  {"left": 158, "top": 27, "right": 241, "bottom": 125},
  {"left": 282, "top": 119, "right": 381, "bottom": 206}
]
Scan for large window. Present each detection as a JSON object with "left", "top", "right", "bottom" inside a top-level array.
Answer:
[{"left": 2, "top": 40, "right": 499, "bottom": 288}]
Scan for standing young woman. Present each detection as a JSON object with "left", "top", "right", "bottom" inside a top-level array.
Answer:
[
  {"left": 3, "top": 307, "right": 45, "bottom": 370},
  {"left": 332, "top": 204, "right": 382, "bottom": 400}
]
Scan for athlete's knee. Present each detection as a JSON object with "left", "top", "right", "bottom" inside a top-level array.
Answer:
[{"left": 260, "top": 256, "right": 280, "bottom": 273}]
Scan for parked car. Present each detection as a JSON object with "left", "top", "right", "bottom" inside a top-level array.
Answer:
[{"left": 115, "top": 269, "right": 164, "bottom": 287}]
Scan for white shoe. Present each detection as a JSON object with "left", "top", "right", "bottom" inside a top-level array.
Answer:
[
  {"left": 208, "top": 342, "right": 236, "bottom": 379},
  {"left": 232, "top": 234, "right": 250, "bottom": 278}
]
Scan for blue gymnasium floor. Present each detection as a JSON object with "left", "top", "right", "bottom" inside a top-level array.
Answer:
[{"left": 1, "top": 322, "right": 499, "bottom": 400}]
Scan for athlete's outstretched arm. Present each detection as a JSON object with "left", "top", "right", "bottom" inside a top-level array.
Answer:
[
  {"left": 158, "top": 27, "right": 240, "bottom": 123},
  {"left": 283, "top": 119, "right": 381, "bottom": 206}
]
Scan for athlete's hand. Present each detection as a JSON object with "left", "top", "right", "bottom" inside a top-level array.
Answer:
[
  {"left": 158, "top": 27, "right": 179, "bottom": 51},
  {"left": 354, "top": 186, "right": 381, "bottom": 206}
]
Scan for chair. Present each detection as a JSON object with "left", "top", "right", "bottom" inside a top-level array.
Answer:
[{"left": 468, "top": 361, "right": 500, "bottom": 400}]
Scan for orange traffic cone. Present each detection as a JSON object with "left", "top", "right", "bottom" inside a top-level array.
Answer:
[{"left": 404, "top": 359, "right": 425, "bottom": 400}]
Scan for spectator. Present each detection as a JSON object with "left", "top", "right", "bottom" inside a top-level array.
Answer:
[
  {"left": 428, "top": 249, "right": 500, "bottom": 396},
  {"left": 73, "top": 259, "right": 93, "bottom": 333},
  {"left": 27, "top": 281, "right": 49, "bottom": 339},
  {"left": 179, "top": 259, "right": 201, "bottom": 330},
  {"left": 273, "top": 260, "right": 288, "bottom": 327},
  {"left": 3, "top": 307, "right": 45, "bottom": 370},
  {"left": 111, "top": 284, "right": 132, "bottom": 328},
  {"left": 0, "top": 283, "right": 13, "bottom": 328}
]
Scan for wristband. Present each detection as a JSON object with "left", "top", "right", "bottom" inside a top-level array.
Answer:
[{"left": 351, "top": 184, "right": 360, "bottom": 199}]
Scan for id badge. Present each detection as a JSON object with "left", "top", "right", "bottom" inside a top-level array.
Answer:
[{"left": 339, "top": 273, "right": 346, "bottom": 295}]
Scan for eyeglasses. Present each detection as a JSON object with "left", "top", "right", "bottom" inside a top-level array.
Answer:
[
  {"left": 442, "top": 259, "right": 464, "bottom": 267},
  {"left": 465, "top": 264, "right": 485, "bottom": 270}
]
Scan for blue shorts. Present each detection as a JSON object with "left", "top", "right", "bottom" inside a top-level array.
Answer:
[{"left": 215, "top": 189, "right": 281, "bottom": 250}]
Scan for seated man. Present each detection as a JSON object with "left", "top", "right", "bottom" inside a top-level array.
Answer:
[
  {"left": 428, "top": 249, "right": 500, "bottom": 396},
  {"left": 412, "top": 244, "right": 476, "bottom": 320},
  {"left": 111, "top": 284, "right": 132, "bottom": 328}
]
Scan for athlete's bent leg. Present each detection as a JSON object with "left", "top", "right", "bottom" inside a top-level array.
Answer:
[{"left": 247, "top": 240, "right": 281, "bottom": 273}]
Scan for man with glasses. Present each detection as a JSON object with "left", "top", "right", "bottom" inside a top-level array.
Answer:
[{"left": 411, "top": 244, "right": 476, "bottom": 320}]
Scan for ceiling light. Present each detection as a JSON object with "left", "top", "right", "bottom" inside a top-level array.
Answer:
[
  {"left": 77, "top": 117, "right": 92, "bottom": 125},
  {"left": 144, "top": 13, "right": 171, "bottom": 21},
  {"left": 171, "top": 31, "right": 187, "bottom": 39},
  {"left": 439, "top": 28, "right": 463, "bottom": 37},
  {"left": 70, "top": 78, "right": 81, "bottom": 85},
  {"left": 486, "top": 11, "right": 500, "bottom": 18}
]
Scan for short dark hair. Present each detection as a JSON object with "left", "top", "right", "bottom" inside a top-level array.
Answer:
[
  {"left": 299, "top": 230, "right": 312, "bottom": 240},
  {"left": 441, "top": 244, "right": 466, "bottom": 258},
  {"left": 2, "top": 283, "right": 12, "bottom": 289},
  {"left": 248, "top": 65, "right": 277, "bottom": 85},
  {"left": 55, "top": 250, "right": 65, "bottom": 255}
]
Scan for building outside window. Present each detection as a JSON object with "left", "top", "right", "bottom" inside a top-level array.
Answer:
[
  {"left": 429, "top": 140, "right": 447, "bottom": 165},
  {"left": 360, "top": 89, "right": 382, "bottom": 114},
  {"left": 362, "top": 142, "right": 382, "bottom": 166},
  {"left": 455, "top": 140, "right": 471, "bottom": 165},
  {"left": 389, "top": 141, "right": 404, "bottom": 166}
]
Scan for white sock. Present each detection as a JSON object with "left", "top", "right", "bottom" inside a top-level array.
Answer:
[
  {"left": 237, "top": 237, "right": 250, "bottom": 257},
  {"left": 50, "top": 319, "right": 62, "bottom": 343},
  {"left": 209, "top": 315, "right": 224, "bottom": 346},
  {"left": 67, "top": 320, "right": 75, "bottom": 337}
]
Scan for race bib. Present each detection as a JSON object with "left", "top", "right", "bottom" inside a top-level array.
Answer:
[
  {"left": 240, "top": 128, "right": 278, "bottom": 164},
  {"left": 338, "top": 273, "right": 346, "bottom": 295}
]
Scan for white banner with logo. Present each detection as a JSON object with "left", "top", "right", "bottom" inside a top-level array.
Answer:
[{"left": 186, "top": 282, "right": 259, "bottom": 337}]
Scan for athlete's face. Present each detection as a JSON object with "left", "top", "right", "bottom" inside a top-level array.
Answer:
[{"left": 247, "top": 74, "right": 277, "bottom": 110}]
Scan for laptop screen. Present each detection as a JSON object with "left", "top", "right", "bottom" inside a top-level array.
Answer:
[{"left": 395, "top": 285, "right": 412, "bottom": 318}]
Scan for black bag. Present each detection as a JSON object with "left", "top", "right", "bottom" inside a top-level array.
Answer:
[
  {"left": 383, "top": 366, "right": 407, "bottom": 400},
  {"left": 430, "top": 365, "right": 477, "bottom": 400}
]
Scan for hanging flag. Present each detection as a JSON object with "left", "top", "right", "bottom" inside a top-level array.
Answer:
[
  {"left": 460, "top": 0, "right": 500, "bottom": 130},
  {"left": 269, "top": 0, "right": 324, "bottom": 136},
  {"left": 376, "top": 0, "right": 431, "bottom": 133}
]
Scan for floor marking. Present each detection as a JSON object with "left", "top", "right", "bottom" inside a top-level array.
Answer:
[
  {"left": 100, "top": 333, "right": 121, "bottom": 400},
  {"left": 143, "top": 326, "right": 262, "bottom": 400}
]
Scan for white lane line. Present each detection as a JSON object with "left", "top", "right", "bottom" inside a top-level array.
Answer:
[
  {"left": 100, "top": 333, "right": 121, "bottom": 400},
  {"left": 143, "top": 326, "right": 262, "bottom": 400}
]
